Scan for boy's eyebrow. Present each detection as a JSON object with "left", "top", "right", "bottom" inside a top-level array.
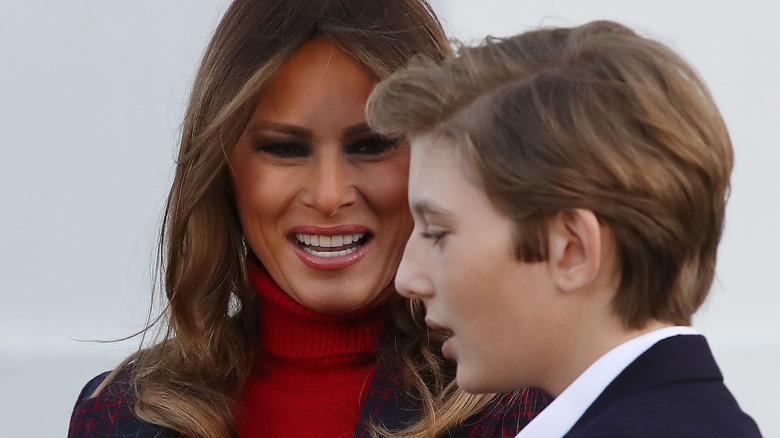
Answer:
[{"left": 411, "top": 200, "right": 453, "bottom": 219}]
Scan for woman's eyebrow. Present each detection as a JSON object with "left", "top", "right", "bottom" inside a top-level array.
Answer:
[
  {"left": 245, "top": 120, "right": 312, "bottom": 140},
  {"left": 343, "top": 123, "right": 372, "bottom": 138}
]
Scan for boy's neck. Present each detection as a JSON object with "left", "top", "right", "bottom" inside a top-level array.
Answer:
[{"left": 546, "top": 314, "right": 671, "bottom": 397}]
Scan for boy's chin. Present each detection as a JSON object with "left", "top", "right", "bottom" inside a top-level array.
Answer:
[{"left": 456, "top": 368, "right": 507, "bottom": 394}]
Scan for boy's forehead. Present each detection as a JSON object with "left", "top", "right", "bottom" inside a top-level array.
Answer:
[
  {"left": 409, "top": 133, "right": 460, "bottom": 177},
  {"left": 409, "top": 131, "right": 462, "bottom": 162},
  {"left": 410, "top": 131, "right": 485, "bottom": 189},
  {"left": 407, "top": 134, "right": 459, "bottom": 187},
  {"left": 409, "top": 134, "right": 443, "bottom": 178},
  {"left": 407, "top": 133, "right": 489, "bottom": 214}
]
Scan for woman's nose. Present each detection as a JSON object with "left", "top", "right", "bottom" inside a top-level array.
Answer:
[
  {"left": 301, "top": 154, "right": 357, "bottom": 216},
  {"left": 394, "top": 236, "right": 434, "bottom": 300}
]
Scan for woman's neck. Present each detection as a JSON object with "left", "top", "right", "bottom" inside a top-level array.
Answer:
[
  {"left": 247, "top": 261, "right": 392, "bottom": 360},
  {"left": 237, "top": 261, "right": 393, "bottom": 438}
]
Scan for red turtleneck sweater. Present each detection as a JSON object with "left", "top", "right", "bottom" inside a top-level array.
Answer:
[{"left": 237, "top": 263, "right": 391, "bottom": 438}]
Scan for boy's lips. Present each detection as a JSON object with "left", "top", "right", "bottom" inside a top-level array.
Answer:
[
  {"left": 425, "top": 318, "right": 455, "bottom": 360},
  {"left": 426, "top": 319, "right": 455, "bottom": 338},
  {"left": 426, "top": 319, "right": 456, "bottom": 359},
  {"left": 425, "top": 319, "right": 446, "bottom": 331}
]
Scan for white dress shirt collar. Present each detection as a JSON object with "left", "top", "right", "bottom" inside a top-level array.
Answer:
[{"left": 515, "top": 325, "right": 699, "bottom": 438}]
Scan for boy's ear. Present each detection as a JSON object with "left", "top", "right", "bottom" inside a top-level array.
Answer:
[{"left": 547, "top": 209, "right": 602, "bottom": 292}]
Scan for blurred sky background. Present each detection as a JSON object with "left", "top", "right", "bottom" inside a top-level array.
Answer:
[{"left": 1, "top": 1, "right": 778, "bottom": 436}]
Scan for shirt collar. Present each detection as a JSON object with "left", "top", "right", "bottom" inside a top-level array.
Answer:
[{"left": 515, "top": 325, "right": 699, "bottom": 437}]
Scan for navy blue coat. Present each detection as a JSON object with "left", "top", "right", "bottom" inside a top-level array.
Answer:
[{"left": 566, "top": 335, "right": 762, "bottom": 437}]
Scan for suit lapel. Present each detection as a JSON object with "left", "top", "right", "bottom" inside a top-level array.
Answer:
[{"left": 574, "top": 334, "right": 723, "bottom": 428}]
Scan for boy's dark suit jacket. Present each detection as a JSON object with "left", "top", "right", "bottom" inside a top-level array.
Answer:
[{"left": 566, "top": 334, "right": 762, "bottom": 437}]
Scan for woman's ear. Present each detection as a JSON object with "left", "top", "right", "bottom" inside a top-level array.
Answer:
[{"left": 547, "top": 209, "right": 602, "bottom": 292}]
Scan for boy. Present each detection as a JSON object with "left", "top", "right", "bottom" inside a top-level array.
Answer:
[{"left": 367, "top": 20, "right": 762, "bottom": 437}]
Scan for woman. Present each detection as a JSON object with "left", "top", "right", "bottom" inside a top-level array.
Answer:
[{"left": 68, "top": 1, "right": 551, "bottom": 437}]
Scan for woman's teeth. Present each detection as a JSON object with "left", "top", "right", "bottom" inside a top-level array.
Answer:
[{"left": 294, "top": 232, "right": 367, "bottom": 258}]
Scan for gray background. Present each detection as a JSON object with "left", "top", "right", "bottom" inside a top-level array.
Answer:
[{"left": 1, "top": 1, "right": 777, "bottom": 436}]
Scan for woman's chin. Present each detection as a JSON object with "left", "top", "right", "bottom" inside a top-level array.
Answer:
[{"left": 292, "top": 287, "right": 393, "bottom": 315}]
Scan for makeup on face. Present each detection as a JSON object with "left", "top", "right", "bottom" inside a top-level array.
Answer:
[{"left": 229, "top": 39, "right": 413, "bottom": 314}]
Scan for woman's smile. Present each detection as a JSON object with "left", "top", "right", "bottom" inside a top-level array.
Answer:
[
  {"left": 289, "top": 225, "right": 374, "bottom": 269},
  {"left": 293, "top": 232, "right": 370, "bottom": 257}
]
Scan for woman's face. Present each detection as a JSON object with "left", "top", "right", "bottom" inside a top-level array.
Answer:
[{"left": 229, "top": 39, "right": 413, "bottom": 314}]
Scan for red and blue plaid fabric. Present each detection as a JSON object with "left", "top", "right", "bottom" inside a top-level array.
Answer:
[
  {"left": 68, "top": 370, "right": 179, "bottom": 438},
  {"left": 69, "top": 356, "right": 551, "bottom": 437},
  {"left": 354, "top": 353, "right": 552, "bottom": 438}
]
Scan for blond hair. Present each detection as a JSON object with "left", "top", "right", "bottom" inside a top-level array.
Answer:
[
  {"left": 95, "top": 1, "right": 503, "bottom": 437},
  {"left": 368, "top": 20, "right": 732, "bottom": 329}
]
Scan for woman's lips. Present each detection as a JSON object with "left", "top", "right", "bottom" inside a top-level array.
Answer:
[
  {"left": 293, "top": 232, "right": 369, "bottom": 257},
  {"left": 288, "top": 225, "right": 373, "bottom": 270}
]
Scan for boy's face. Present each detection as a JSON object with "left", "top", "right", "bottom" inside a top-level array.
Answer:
[{"left": 395, "top": 133, "right": 558, "bottom": 394}]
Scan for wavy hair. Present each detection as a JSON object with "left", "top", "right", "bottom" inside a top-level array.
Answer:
[{"left": 94, "top": 1, "right": 500, "bottom": 437}]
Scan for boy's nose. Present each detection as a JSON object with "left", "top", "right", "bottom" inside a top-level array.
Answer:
[{"left": 394, "top": 236, "right": 434, "bottom": 300}]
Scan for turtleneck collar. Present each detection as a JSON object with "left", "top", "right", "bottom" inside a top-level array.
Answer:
[{"left": 247, "top": 260, "right": 392, "bottom": 360}]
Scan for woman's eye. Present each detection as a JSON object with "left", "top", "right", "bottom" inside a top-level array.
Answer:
[
  {"left": 252, "top": 142, "right": 310, "bottom": 159},
  {"left": 347, "top": 135, "right": 399, "bottom": 156}
]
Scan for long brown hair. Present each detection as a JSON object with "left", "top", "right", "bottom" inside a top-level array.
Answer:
[{"left": 97, "top": 1, "right": 497, "bottom": 437}]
